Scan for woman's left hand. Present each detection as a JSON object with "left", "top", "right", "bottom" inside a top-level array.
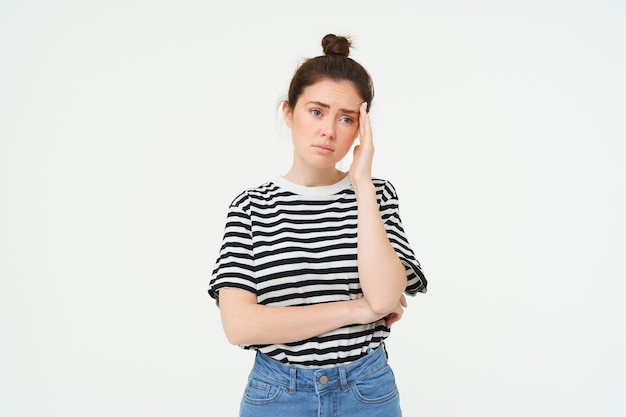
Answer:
[
  {"left": 349, "top": 102, "right": 374, "bottom": 188},
  {"left": 384, "top": 294, "right": 407, "bottom": 328}
]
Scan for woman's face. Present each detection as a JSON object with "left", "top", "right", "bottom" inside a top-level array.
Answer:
[{"left": 283, "top": 78, "right": 363, "bottom": 171}]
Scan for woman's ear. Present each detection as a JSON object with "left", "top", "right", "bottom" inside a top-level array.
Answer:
[{"left": 282, "top": 101, "right": 293, "bottom": 128}]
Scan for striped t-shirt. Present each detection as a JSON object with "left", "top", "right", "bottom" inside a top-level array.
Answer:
[{"left": 209, "top": 174, "right": 427, "bottom": 367}]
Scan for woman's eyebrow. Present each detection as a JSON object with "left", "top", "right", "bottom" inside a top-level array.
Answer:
[{"left": 306, "top": 101, "right": 358, "bottom": 115}]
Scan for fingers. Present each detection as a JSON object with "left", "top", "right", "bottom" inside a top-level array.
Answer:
[
  {"left": 400, "top": 294, "right": 407, "bottom": 308},
  {"left": 358, "top": 102, "right": 372, "bottom": 146},
  {"left": 385, "top": 309, "right": 403, "bottom": 327},
  {"left": 385, "top": 313, "right": 400, "bottom": 328},
  {"left": 385, "top": 299, "right": 406, "bottom": 328}
]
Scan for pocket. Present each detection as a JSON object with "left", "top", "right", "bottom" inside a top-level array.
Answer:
[
  {"left": 241, "top": 376, "right": 284, "bottom": 406},
  {"left": 351, "top": 364, "right": 399, "bottom": 404}
]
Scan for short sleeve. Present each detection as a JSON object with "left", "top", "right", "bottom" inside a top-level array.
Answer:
[
  {"left": 208, "top": 193, "right": 257, "bottom": 305},
  {"left": 379, "top": 180, "right": 427, "bottom": 295}
]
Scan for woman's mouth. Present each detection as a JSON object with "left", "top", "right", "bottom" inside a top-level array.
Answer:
[{"left": 312, "top": 144, "right": 334, "bottom": 154}]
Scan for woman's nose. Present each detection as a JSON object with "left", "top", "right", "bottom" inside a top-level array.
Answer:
[{"left": 321, "top": 121, "right": 335, "bottom": 139}]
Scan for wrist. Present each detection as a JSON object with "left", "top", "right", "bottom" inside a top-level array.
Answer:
[
  {"left": 351, "top": 296, "right": 377, "bottom": 324},
  {"left": 352, "top": 180, "right": 375, "bottom": 198}
]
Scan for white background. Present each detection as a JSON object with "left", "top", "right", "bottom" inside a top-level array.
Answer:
[{"left": 1, "top": 1, "right": 625, "bottom": 416}]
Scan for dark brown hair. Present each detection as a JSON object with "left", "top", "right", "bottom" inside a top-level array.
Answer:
[{"left": 286, "top": 34, "right": 374, "bottom": 111}]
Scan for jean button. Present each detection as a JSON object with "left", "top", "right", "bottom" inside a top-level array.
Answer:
[{"left": 319, "top": 375, "right": 329, "bottom": 385}]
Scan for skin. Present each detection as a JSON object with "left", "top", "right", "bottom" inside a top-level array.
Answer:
[
  {"left": 218, "top": 78, "right": 408, "bottom": 346},
  {"left": 282, "top": 78, "right": 362, "bottom": 186}
]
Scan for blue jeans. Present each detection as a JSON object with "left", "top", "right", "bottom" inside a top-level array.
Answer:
[{"left": 239, "top": 344, "right": 402, "bottom": 417}]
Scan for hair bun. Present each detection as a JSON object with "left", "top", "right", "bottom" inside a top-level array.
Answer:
[{"left": 321, "top": 34, "right": 351, "bottom": 57}]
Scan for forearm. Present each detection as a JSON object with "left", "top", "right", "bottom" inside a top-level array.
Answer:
[
  {"left": 354, "top": 182, "right": 407, "bottom": 314},
  {"left": 219, "top": 289, "right": 377, "bottom": 346}
]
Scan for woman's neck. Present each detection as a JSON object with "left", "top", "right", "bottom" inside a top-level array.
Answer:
[{"left": 282, "top": 167, "right": 347, "bottom": 187}]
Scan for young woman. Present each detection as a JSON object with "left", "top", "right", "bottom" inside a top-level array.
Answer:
[{"left": 209, "top": 33, "right": 427, "bottom": 417}]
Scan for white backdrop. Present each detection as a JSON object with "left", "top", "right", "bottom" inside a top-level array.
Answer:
[{"left": 1, "top": 1, "right": 625, "bottom": 416}]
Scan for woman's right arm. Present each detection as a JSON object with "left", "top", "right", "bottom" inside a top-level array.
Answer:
[{"left": 218, "top": 288, "right": 404, "bottom": 346}]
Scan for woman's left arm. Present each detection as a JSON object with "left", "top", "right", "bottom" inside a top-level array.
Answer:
[{"left": 350, "top": 103, "right": 407, "bottom": 315}]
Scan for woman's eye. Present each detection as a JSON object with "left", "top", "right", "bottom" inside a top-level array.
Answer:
[
  {"left": 310, "top": 109, "right": 322, "bottom": 117},
  {"left": 340, "top": 116, "right": 354, "bottom": 124}
]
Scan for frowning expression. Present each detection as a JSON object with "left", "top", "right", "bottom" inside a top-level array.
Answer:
[{"left": 283, "top": 78, "right": 363, "bottom": 170}]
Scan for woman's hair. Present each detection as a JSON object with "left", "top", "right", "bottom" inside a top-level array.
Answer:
[{"left": 286, "top": 34, "right": 374, "bottom": 111}]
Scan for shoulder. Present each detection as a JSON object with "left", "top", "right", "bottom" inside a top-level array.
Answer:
[
  {"left": 371, "top": 177, "right": 399, "bottom": 202},
  {"left": 227, "top": 180, "right": 283, "bottom": 210}
]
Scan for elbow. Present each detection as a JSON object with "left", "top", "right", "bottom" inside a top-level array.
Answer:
[
  {"left": 222, "top": 327, "right": 238, "bottom": 345},
  {"left": 221, "top": 316, "right": 250, "bottom": 345},
  {"left": 225, "top": 334, "right": 244, "bottom": 346},
  {"left": 222, "top": 322, "right": 250, "bottom": 346},
  {"left": 223, "top": 328, "right": 246, "bottom": 346},
  {"left": 367, "top": 297, "right": 400, "bottom": 316},
  {"left": 363, "top": 276, "right": 407, "bottom": 315},
  {"left": 219, "top": 294, "right": 258, "bottom": 345}
]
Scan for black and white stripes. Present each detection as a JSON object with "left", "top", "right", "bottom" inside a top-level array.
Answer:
[{"left": 209, "top": 175, "right": 426, "bottom": 367}]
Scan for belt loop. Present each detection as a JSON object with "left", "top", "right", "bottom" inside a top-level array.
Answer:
[
  {"left": 339, "top": 366, "right": 349, "bottom": 392},
  {"left": 289, "top": 366, "right": 297, "bottom": 394}
]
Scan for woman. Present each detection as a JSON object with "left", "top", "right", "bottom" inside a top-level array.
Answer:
[{"left": 209, "top": 33, "right": 427, "bottom": 416}]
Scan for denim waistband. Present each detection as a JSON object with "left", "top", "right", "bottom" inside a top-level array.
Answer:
[{"left": 250, "top": 344, "right": 389, "bottom": 394}]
